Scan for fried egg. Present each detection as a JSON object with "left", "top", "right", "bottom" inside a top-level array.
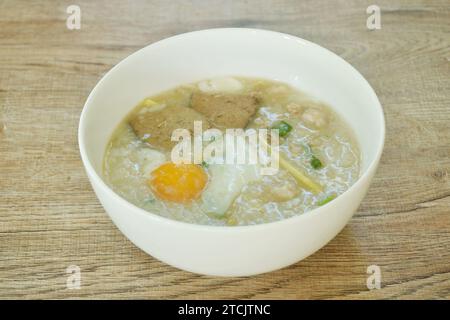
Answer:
[
  {"left": 145, "top": 131, "right": 262, "bottom": 216},
  {"left": 147, "top": 160, "right": 260, "bottom": 215}
]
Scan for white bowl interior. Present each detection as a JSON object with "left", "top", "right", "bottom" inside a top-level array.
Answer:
[{"left": 81, "top": 28, "right": 384, "bottom": 199}]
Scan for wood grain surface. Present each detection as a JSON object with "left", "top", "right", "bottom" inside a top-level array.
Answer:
[{"left": 0, "top": 0, "right": 449, "bottom": 299}]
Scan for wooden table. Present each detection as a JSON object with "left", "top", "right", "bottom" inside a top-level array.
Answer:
[{"left": 1, "top": 0, "right": 449, "bottom": 299}]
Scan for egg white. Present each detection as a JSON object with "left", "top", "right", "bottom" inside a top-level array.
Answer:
[{"left": 200, "top": 163, "right": 260, "bottom": 217}]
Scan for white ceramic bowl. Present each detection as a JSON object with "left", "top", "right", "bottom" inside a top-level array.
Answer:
[{"left": 78, "top": 28, "right": 385, "bottom": 276}]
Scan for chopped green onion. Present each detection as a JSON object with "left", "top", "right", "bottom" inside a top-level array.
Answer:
[
  {"left": 310, "top": 155, "right": 323, "bottom": 169},
  {"left": 318, "top": 195, "right": 336, "bottom": 206},
  {"left": 272, "top": 121, "right": 293, "bottom": 137},
  {"left": 201, "top": 161, "right": 209, "bottom": 168}
]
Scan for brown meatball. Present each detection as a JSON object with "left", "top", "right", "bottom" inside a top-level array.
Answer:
[
  {"left": 190, "top": 92, "right": 259, "bottom": 129},
  {"left": 129, "top": 105, "right": 211, "bottom": 150}
]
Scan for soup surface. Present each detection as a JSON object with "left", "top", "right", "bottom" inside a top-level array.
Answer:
[{"left": 104, "top": 77, "right": 360, "bottom": 226}]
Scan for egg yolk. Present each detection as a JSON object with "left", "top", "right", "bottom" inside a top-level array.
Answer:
[{"left": 149, "top": 162, "right": 207, "bottom": 203}]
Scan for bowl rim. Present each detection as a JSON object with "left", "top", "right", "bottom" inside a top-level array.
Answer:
[{"left": 78, "top": 27, "right": 385, "bottom": 232}]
